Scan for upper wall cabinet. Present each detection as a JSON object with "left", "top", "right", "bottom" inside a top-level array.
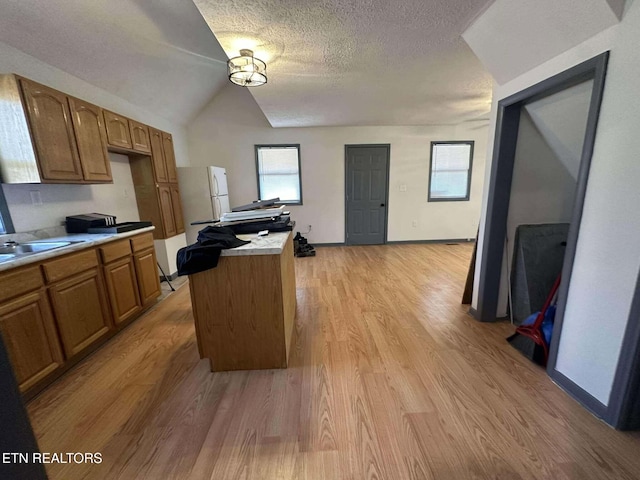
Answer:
[
  {"left": 162, "top": 132, "right": 178, "bottom": 183},
  {"left": 20, "top": 79, "right": 84, "bottom": 182},
  {"left": 68, "top": 97, "right": 112, "bottom": 183},
  {"left": 20, "top": 79, "right": 114, "bottom": 184},
  {"left": 103, "top": 110, "right": 133, "bottom": 150},
  {"left": 129, "top": 120, "right": 151, "bottom": 154},
  {"left": 149, "top": 127, "right": 168, "bottom": 183},
  {"left": 148, "top": 128, "right": 178, "bottom": 184}
]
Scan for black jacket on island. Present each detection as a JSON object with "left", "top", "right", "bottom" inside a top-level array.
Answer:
[{"left": 176, "top": 226, "right": 250, "bottom": 276}]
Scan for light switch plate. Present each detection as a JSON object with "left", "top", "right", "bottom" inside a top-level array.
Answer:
[{"left": 399, "top": 184, "right": 407, "bottom": 192}]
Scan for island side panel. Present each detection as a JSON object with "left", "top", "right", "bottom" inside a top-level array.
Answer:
[
  {"left": 189, "top": 252, "right": 287, "bottom": 371},
  {"left": 280, "top": 234, "right": 297, "bottom": 361}
]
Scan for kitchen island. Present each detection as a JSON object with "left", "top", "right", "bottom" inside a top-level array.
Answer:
[{"left": 188, "top": 231, "right": 296, "bottom": 371}]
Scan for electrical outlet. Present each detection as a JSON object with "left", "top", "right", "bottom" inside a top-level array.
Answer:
[
  {"left": 399, "top": 184, "right": 407, "bottom": 192},
  {"left": 123, "top": 188, "right": 129, "bottom": 198},
  {"left": 412, "top": 220, "right": 418, "bottom": 228},
  {"left": 30, "top": 190, "right": 43, "bottom": 206}
]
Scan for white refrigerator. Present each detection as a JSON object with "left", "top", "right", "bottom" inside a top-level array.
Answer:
[{"left": 177, "top": 166, "right": 231, "bottom": 244}]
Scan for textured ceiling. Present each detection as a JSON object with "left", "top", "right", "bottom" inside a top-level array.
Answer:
[
  {"left": 0, "top": 0, "right": 229, "bottom": 124},
  {"left": 193, "top": 0, "right": 495, "bottom": 127}
]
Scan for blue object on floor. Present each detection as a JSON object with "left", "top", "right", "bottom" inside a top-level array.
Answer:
[{"left": 521, "top": 305, "right": 557, "bottom": 345}]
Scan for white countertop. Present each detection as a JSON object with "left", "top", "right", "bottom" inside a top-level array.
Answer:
[
  {"left": 0, "top": 226, "right": 155, "bottom": 272},
  {"left": 221, "top": 231, "right": 291, "bottom": 257}
]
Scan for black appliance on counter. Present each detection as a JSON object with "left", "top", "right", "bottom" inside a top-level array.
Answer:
[{"left": 65, "top": 213, "right": 152, "bottom": 234}]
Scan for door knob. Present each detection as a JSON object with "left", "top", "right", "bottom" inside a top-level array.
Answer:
[{"left": 380, "top": 203, "right": 385, "bottom": 207}]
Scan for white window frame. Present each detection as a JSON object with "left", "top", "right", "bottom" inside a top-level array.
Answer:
[
  {"left": 255, "top": 144, "right": 303, "bottom": 205},
  {"left": 428, "top": 141, "right": 474, "bottom": 202}
]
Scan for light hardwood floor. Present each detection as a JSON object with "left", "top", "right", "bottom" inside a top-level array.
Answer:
[{"left": 27, "top": 243, "right": 640, "bottom": 479}]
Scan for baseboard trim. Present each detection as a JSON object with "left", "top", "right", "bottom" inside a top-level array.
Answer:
[
  {"left": 468, "top": 307, "right": 480, "bottom": 320},
  {"left": 314, "top": 242, "right": 346, "bottom": 247},
  {"left": 549, "top": 368, "right": 609, "bottom": 421},
  {"left": 159, "top": 272, "right": 179, "bottom": 282},
  {"left": 386, "top": 238, "right": 475, "bottom": 245}
]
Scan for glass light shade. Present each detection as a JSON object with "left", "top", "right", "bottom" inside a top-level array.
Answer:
[{"left": 227, "top": 49, "right": 267, "bottom": 87}]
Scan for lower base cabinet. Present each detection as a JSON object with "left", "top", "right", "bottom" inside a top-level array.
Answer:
[
  {"left": 0, "top": 231, "right": 162, "bottom": 398},
  {"left": 0, "top": 290, "right": 64, "bottom": 392},
  {"left": 48, "top": 267, "right": 112, "bottom": 358},
  {"left": 134, "top": 248, "right": 161, "bottom": 306},
  {"left": 103, "top": 256, "right": 142, "bottom": 325}
]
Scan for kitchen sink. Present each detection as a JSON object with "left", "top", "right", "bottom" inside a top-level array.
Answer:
[
  {"left": 0, "top": 253, "right": 15, "bottom": 263},
  {"left": 0, "top": 241, "right": 78, "bottom": 256}
]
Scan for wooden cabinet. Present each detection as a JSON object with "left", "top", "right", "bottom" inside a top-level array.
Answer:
[
  {"left": 163, "top": 132, "right": 178, "bottom": 183},
  {"left": 45, "top": 250, "right": 112, "bottom": 358},
  {"left": 129, "top": 120, "right": 151, "bottom": 154},
  {"left": 68, "top": 97, "right": 112, "bottom": 183},
  {"left": 15, "top": 77, "right": 113, "bottom": 184},
  {"left": 20, "top": 78, "right": 84, "bottom": 182},
  {"left": 132, "top": 236, "right": 161, "bottom": 307},
  {"left": 48, "top": 268, "right": 112, "bottom": 358},
  {"left": 104, "top": 256, "right": 142, "bottom": 325},
  {"left": 149, "top": 127, "right": 169, "bottom": 183},
  {"left": 148, "top": 128, "right": 178, "bottom": 183},
  {"left": 158, "top": 184, "right": 177, "bottom": 238},
  {"left": 189, "top": 233, "right": 296, "bottom": 371},
  {"left": 0, "top": 232, "right": 162, "bottom": 398},
  {"left": 130, "top": 135, "right": 185, "bottom": 240},
  {"left": 100, "top": 239, "right": 141, "bottom": 325},
  {"left": 101, "top": 234, "right": 160, "bottom": 324},
  {"left": 103, "top": 110, "right": 133, "bottom": 150},
  {"left": 170, "top": 183, "right": 185, "bottom": 234},
  {"left": 0, "top": 266, "right": 64, "bottom": 393}
]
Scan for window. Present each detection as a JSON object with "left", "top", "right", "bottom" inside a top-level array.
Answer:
[
  {"left": 255, "top": 145, "right": 302, "bottom": 204},
  {"left": 428, "top": 141, "right": 474, "bottom": 202}
]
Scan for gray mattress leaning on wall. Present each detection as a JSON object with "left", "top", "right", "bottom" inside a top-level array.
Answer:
[{"left": 510, "top": 223, "right": 569, "bottom": 325}]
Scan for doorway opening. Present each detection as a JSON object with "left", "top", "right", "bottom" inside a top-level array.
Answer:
[
  {"left": 344, "top": 145, "right": 390, "bottom": 245},
  {"left": 475, "top": 52, "right": 610, "bottom": 415}
]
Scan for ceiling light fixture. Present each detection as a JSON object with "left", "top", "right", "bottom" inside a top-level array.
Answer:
[{"left": 227, "top": 49, "right": 267, "bottom": 87}]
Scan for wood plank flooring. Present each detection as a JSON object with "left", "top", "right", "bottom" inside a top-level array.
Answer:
[{"left": 27, "top": 243, "right": 640, "bottom": 479}]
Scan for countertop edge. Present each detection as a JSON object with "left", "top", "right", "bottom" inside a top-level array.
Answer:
[{"left": 0, "top": 226, "right": 156, "bottom": 272}]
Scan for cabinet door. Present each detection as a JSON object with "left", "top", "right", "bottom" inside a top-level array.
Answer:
[
  {"left": 103, "top": 110, "right": 133, "bottom": 149},
  {"left": 129, "top": 120, "right": 152, "bottom": 154},
  {"left": 48, "top": 268, "right": 112, "bottom": 358},
  {"left": 158, "top": 184, "right": 177, "bottom": 238},
  {"left": 20, "top": 78, "right": 83, "bottom": 182},
  {"left": 149, "top": 128, "right": 168, "bottom": 183},
  {"left": 68, "top": 97, "right": 113, "bottom": 183},
  {"left": 103, "top": 257, "right": 141, "bottom": 325},
  {"left": 134, "top": 249, "right": 161, "bottom": 306},
  {"left": 162, "top": 131, "right": 178, "bottom": 183},
  {"left": 170, "top": 183, "right": 185, "bottom": 234},
  {"left": 0, "top": 291, "right": 64, "bottom": 392}
]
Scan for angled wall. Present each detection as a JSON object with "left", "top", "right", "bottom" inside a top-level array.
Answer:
[{"left": 463, "top": 0, "right": 625, "bottom": 84}]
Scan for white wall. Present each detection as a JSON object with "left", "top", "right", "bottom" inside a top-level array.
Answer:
[
  {"left": 473, "top": 0, "right": 640, "bottom": 405},
  {"left": 0, "top": 40, "right": 189, "bottom": 274},
  {"left": 3, "top": 153, "right": 139, "bottom": 232},
  {"left": 187, "top": 84, "right": 489, "bottom": 244}
]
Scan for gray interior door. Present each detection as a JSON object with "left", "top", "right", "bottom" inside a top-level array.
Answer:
[{"left": 345, "top": 145, "right": 389, "bottom": 245}]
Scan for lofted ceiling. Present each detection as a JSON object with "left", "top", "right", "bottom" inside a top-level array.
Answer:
[
  {"left": 193, "top": 0, "right": 495, "bottom": 127},
  {"left": 0, "top": 0, "right": 230, "bottom": 125},
  {"left": 0, "top": 0, "right": 497, "bottom": 129}
]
